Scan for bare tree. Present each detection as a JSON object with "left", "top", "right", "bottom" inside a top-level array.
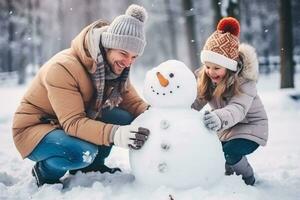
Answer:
[
  {"left": 58, "top": 0, "right": 66, "bottom": 50},
  {"left": 241, "top": 0, "right": 252, "bottom": 43},
  {"left": 279, "top": 0, "right": 294, "bottom": 88},
  {"left": 212, "top": 0, "right": 240, "bottom": 29},
  {"left": 212, "top": 0, "right": 222, "bottom": 27},
  {"left": 7, "top": 0, "right": 14, "bottom": 72},
  {"left": 181, "top": 0, "right": 199, "bottom": 70},
  {"left": 226, "top": 0, "right": 240, "bottom": 19},
  {"left": 165, "top": 0, "right": 178, "bottom": 59}
]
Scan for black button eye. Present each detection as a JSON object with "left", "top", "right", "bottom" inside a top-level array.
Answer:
[{"left": 169, "top": 73, "right": 174, "bottom": 78}]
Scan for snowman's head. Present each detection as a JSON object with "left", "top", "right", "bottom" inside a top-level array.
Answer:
[{"left": 143, "top": 60, "right": 197, "bottom": 108}]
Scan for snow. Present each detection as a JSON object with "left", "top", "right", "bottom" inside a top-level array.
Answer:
[
  {"left": 82, "top": 151, "right": 93, "bottom": 164},
  {"left": 130, "top": 108, "right": 225, "bottom": 189},
  {"left": 1, "top": 72, "right": 300, "bottom": 199}
]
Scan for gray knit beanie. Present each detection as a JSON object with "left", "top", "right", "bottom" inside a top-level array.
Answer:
[{"left": 102, "top": 4, "right": 147, "bottom": 55}]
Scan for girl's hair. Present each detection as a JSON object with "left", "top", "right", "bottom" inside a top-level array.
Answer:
[{"left": 196, "top": 64, "right": 241, "bottom": 101}]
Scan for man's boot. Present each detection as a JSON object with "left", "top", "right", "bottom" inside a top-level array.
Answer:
[
  {"left": 32, "top": 162, "right": 62, "bottom": 187},
  {"left": 230, "top": 156, "right": 255, "bottom": 186},
  {"left": 69, "top": 164, "right": 121, "bottom": 175}
]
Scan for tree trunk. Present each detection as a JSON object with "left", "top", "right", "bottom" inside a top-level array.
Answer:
[
  {"left": 212, "top": 0, "right": 222, "bottom": 27},
  {"left": 279, "top": 0, "right": 294, "bottom": 88},
  {"left": 85, "top": 0, "right": 93, "bottom": 25},
  {"left": 7, "top": 0, "right": 14, "bottom": 72},
  {"left": 243, "top": 1, "right": 252, "bottom": 43},
  {"left": 58, "top": 0, "right": 65, "bottom": 50},
  {"left": 181, "top": 0, "right": 199, "bottom": 70},
  {"left": 165, "top": 0, "right": 178, "bottom": 59},
  {"left": 227, "top": 0, "right": 240, "bottom": 20}
]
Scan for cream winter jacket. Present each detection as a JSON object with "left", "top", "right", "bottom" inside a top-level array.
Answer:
[{"left": 193, "top": 44, "right": 268, "bottom": 146}]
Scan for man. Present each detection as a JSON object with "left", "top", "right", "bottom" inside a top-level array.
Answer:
[{"left": 12, "top": 4, "right": 150, "bottom": 187}]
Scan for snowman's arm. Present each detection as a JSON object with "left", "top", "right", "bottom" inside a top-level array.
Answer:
[
  {"left": 191, "top": 97, "right": 207, "bottom": 111},
  {"left": 213, "top": 80, "right": 256, "bottom": 131},
  {"left": 119, "top": 81, "right": 149, "bottom": 117}
]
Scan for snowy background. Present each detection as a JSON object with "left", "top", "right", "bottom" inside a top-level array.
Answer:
[
  {"left": 1, "top": 70, "right": 300, "bottom": 200},
  {"left": 1, "top": 0, "right": 300, "bottom": 199}
]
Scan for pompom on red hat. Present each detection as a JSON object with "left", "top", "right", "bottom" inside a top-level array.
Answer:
[{"left": 201, "top": 17, "right": 240, "bottom": 71}]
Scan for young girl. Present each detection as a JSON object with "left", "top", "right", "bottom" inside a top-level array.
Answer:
[{"left": 192, "top": 17, "right": 268, "bottom": 186}]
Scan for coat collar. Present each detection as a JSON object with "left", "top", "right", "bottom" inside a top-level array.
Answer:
[
  {"left": 70, "top": 20, "right": 109, "bottom": 73},
  {"left": 238, "top": 43, "right": 259, "bottom": 82}
]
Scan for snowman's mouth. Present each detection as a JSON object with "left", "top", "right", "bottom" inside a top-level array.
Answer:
[{"left": 150, "top": 85, "right": 180, "bottom": 96}]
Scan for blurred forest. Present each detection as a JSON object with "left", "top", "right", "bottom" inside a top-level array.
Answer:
[{"left": 0, "top": 0, "right": 299, "bottom": 87}]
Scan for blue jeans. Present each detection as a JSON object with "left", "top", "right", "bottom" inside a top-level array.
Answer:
[{"left": 27, "top": 107, "right": 134, "bottom": 181}]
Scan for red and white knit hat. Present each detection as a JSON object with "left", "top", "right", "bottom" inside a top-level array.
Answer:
[{"left": 200, "top": 17, "right": 240, "bottom": 71}]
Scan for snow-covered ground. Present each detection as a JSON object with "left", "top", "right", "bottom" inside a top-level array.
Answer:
[{"left": 0, "top": 72, "right": 300, "bottom": 200}]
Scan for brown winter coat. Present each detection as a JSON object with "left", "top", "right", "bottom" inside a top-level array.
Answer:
[
  {"left": 193, "top": 44, "right": 268, "bottom": 146},
  {"left": 12, "top": 20, "right": 148, "bottom": 158}
]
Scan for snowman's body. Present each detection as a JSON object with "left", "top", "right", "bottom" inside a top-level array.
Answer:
[{"left": 129, "top": 60, "right": 224, "bottom": 189}]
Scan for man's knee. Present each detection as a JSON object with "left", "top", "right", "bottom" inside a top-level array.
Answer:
[
  {"left": 101, "top": 107, "right": 134, "bottom": 125},
  {"left": 65, "top": 141, "right": 98, "bottom": 168},
  {"left": 118, "top": 110, "right": 134, "bottom": 125}
]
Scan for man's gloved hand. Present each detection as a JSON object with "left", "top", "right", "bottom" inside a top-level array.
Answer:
[
  {"left": 203, "top": 111, "right": 222, "bottom": 131},
  {"left": 112, "top": 125, "right": 150, "bottom": 150}
]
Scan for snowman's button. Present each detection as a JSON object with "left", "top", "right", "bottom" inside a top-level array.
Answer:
[
  {"left": 224, "top": 121, "right": 228, "bottom": 126},
  {"left": 158, "top": 162, "right": 168, "bottom": 173},
  {"left": 161, "top": 143, "right": 170, "bottom": 151},
  {"left": 160, "top": 120, "right": 170, "bottom": 129}
]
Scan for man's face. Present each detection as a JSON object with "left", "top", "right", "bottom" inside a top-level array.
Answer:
[{"left": 106, "top": 49, "right": 138, "bottom": 75}]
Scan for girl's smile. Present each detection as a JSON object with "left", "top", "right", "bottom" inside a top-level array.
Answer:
[{"left": 204, "top": 62, "right": 227, "bottom": 84}]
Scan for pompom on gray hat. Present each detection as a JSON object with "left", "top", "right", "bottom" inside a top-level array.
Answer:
[{"left": 102, "top": 4, "right": 147, "bottom": 55}]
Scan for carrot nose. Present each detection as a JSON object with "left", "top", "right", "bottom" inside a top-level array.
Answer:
[{"left": 156, "top": 72, "right": 169, "bottom": 87}]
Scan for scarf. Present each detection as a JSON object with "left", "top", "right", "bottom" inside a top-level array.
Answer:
[{"left": 87, "top": 36, "right": 129, "bottom": 119}]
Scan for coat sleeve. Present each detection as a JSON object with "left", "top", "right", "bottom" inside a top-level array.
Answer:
[
  {"left": 191, "top": 97, "right": 207, "bottom": 111},
  {"left": 213, "top": 80, "right": 257, "bottom": 132},
  {"left": 44, "top": 64, "right": 113, "bottom": 146},
  {"left": 119, "top": 81, "right": 149, "bottom": 118}
]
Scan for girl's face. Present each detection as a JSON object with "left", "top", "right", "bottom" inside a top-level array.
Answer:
[{"left": 204, "top": 62, "right": 227, "bottom": 84}]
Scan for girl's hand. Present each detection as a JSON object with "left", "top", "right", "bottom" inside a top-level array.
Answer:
[{"left": 203, "top": 111, "right": 222, "bottom": 131}]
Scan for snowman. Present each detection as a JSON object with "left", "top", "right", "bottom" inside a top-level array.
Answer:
[{"left": 129, "top": 60, "right": 224, "bottom": 189}]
